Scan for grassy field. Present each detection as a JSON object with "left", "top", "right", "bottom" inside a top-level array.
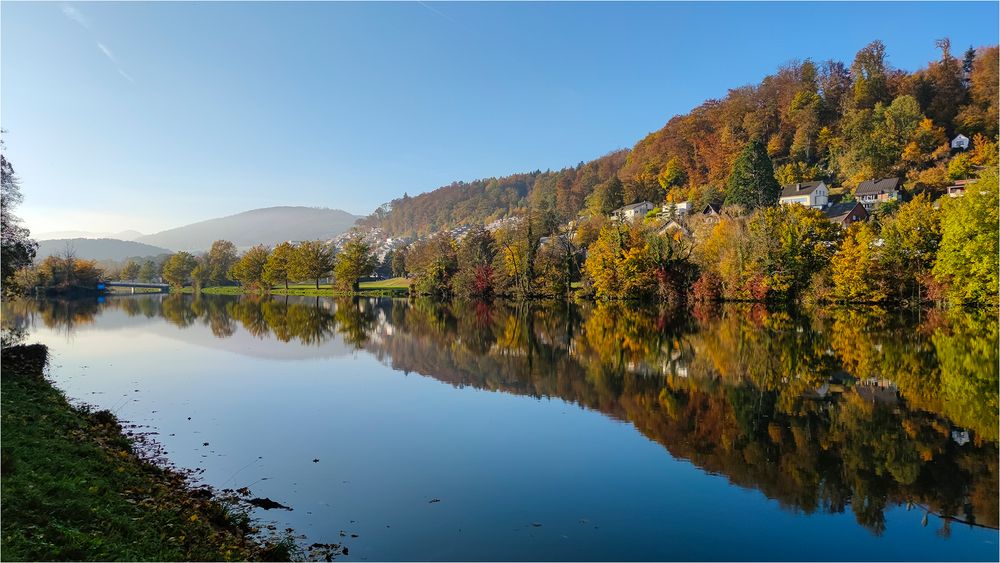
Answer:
[{"left": 0, "top": 344, "right": 295, "bottom": 561}]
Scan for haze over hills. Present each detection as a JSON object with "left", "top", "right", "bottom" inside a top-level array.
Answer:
[
  {"left": 136, "top": 206, "right": 361, "bottom": 252},
  {"left": 36, "top": 239, "right": 171, "bottom": 262},
  {"left": 36, "top": 230, "right": 145, "bottom": 241}
]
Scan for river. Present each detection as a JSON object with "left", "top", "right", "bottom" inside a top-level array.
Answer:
[{"left": 3, "top": 294, "right": 997, "bottom": 561}]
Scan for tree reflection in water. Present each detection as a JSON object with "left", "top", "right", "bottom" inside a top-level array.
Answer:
[{"left": 4, "top": 294, "right": 997, "bottom": 534}]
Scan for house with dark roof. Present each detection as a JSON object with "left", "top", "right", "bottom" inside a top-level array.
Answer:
[
  {"left": 778, "top": 181, "right": 828, "bottom": 208},
  {"left": 822, "top": 201, "right": 868, "bottom": 227},
  {"left": 702, "top": 203, "right": 722, "bottom": 216},
  {"left": 855, "top": 177, "right": 901, "bottom": 210}
]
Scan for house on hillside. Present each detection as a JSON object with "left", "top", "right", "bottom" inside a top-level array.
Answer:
[
  {"left": 947, "top": 178, "right": 975, "bottom": 197},
  {"left": 778, "top": 181, "right": 828, "bottom": 208},
  {"left": 823, "top": 201, "right": 868, "bottom": 228},
  {"left": 855, "top": 177, "right": 901, "bottom": 210},
  {"left": 951, "top": 134, "right": 970, "bottom": 150},
  {"left": 702, "top": 203, "right": 722, "bottom": 216},
  {"left": 662, "top": 201, "right": 691, "bottom": 217},
  {"left": 611, "top": 201, "right": 655, "bottom": 222},
  {"left": 657, "top": 219, "right": 691, "bottom": 238}
]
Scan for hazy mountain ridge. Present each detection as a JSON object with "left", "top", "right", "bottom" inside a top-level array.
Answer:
[
  {"left": 136, "top": 206, "right": 361, "bottom": 252},
  {"left": 36, "top": 238, "right": 171, "bottom": 262},
  {"left": 36, "top": 230, "right": 144, "bottom": 241}
]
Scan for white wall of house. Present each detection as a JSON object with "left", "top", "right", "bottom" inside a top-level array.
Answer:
[{"left": 779, "top": 183, "right": 828, "bottom": 208}]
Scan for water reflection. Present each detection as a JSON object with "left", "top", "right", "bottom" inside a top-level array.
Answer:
[{"left": 4, "top": 295, "right": 998, "bottom": 536}]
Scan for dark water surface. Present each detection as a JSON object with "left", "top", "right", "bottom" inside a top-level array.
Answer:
[{"left": 3, "top": 295, "right": 998, "bottom": 561}]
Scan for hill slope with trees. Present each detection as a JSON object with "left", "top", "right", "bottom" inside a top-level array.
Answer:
[{"left": 361, "top": 40, "right": 998, "bottom": 237}]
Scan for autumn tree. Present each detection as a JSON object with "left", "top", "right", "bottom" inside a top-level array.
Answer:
[
  {"left": 231, "top": 245, "right": 271, "bottom": 292},
  {"left": 333, "top": 237, "right": 376, "bottom": 292},
  {"left": 290, "top": 240, "right": 335, "bottom": 290},
  {"left": 584, "top": 222, "right": 655, "bottom": 300},
  {"left": 453, "top": 227, "right": 498, "bottom": 299},
  {"left": 263, "top": 241, "right": 296, "bottom": 290},
  {"left": 206, "top": 239, "right": 239, "bottom": 285},
  {"left": 831, "top": 222, "right": 887, "bottom": 302},
  {"left": 406, "top": 234, "right": 458, "bottom": 296},
  {"left": 725, "top": 139, "right": 780, "bottom": 210},
  {"left": 162, "top": 252, "right": 198, "bottom": 288}
]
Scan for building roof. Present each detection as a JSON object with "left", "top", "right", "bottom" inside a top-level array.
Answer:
[
  {"left": 779, "top": 181, "right": 824, "bottom": 198},
  {"left": 823, "top": 201, "right": 866, "bottom": 223},
  {"left": 703, "top": 203, "right": 722, "bottom": 215},
  {"left": 614, "top": 201, "right": 654, "bottom": 213},
  {"left": 855, "top": 177, "right": 901, "bottom": 196}
]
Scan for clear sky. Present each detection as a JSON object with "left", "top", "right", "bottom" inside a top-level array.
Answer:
[{"left": 2, "top": 1, "right": 997, "bottom": 235}]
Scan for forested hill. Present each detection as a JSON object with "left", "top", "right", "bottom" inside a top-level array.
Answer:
[
  {"left": 359, "top": 151, "right": 628, "bottom": 238},
  {"left": 361, "top": 40, "right": 998, "bottom": 238}
]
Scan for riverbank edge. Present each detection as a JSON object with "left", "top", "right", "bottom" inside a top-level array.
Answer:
[{"left": 0, "top": 344, "right": 297, "bottom": 561}]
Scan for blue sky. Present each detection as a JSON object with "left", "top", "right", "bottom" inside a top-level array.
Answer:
[{"left": 2, "top": 2, "right": 997, "bottom": 235}]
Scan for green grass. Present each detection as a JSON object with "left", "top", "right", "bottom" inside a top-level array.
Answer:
[
  {"left": 358, "top": 277, "right": 410, "bottom": 290},
  {"left": 0, "top": 345, "right": 295, "bottom": 561},
  {"left": 173, "top": 277, "right": 411, "bottom": 297}
]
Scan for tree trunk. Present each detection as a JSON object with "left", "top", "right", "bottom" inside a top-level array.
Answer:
[{"left": 315, "top": 278, "right": 319, "bottom": 290}]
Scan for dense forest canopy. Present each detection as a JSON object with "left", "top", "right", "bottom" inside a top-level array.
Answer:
[{"left": 361, "top": 40, "right": 999, "bottom": 238}]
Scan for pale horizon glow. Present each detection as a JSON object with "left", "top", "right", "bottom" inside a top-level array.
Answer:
[{"left": 2, "top": 1, "right": 997, "bottom": 236}]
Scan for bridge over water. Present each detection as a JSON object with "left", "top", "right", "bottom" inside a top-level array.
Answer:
[{"left": 104, "top": 282, "right": 170, "bottom": 294}]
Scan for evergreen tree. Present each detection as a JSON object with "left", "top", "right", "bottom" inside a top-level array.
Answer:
[{"left": 725, "top": 139, "right": 780, "bottom": 210}]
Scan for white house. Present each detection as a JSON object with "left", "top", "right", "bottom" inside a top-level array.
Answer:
[
  {"left": 662, "top": 201, "right": 690, "bottom": 217},
  {"left": 778, "top": 181, "right": 828, "bottom": 208},
  {"left": 951, "top": 134, "right": 970, "bottom": 150},
  {"left": 611, "top": 201, "right": 655, "bottom": 222}
]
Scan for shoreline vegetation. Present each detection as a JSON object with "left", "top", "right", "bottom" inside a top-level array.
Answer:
[{"left": 0, "top": 344, "right": 302, "bottom": 562}]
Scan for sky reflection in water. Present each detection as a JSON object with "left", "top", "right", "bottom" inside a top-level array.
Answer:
[{"left": 3, "top": 295, "right": 998, "bottom": 561}]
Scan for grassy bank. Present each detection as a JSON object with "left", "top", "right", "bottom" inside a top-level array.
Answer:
[
  {"left": 174, "top": 277, "right": 412, "bottom": 297},
  {"left": 0, "top": 344, "right": 295, "bottom": 561}
]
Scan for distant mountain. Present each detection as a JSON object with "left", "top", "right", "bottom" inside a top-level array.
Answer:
[
  {"left": 36, "top": 229, "right": 144, "bottom": 241},
  {"left": 136, "top": 206, "right": 361, "bottom": 252},
  {"left": 37, "top": 238, "right": 171, "bottom": 262}
]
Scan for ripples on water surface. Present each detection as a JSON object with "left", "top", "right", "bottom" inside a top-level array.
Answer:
[{"left": 3, "top": 295, "right": 998, "bottom": 561}]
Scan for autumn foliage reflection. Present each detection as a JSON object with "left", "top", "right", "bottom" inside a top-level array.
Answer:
[{"left": 5, "top": 295, "right": 996, "bottom": 533}]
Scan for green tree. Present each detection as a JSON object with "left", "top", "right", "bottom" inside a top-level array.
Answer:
[
  {"left": 850, "top": 40, "right": 890, "bottom": 110},
  {"left": 290, "top": 240, "right": 335, "bottom": 290},
  {"left": 587, "top": 176, "right": 625, "bottom": 216},
  {"left": 190, "top": 258, "right": 210, "bottom": 292},
  {"left": 933, "top": 167, "right": 999, "bottom": 305},
  {"left": 206, "top": 240, "right": 239, "bottom": 285},
  {"left": 263, "top": 241, "right": 296, "bottom": 290},
  {"left": 333, "top": 237, "right": 376, "bottom": 292},
  {"left": 138, "top": 260, "right": 158, "bottom": 283},
  {"left": 231, "top": 245, "right": 271, "bottom": 292},
  {"left": 725, "top": 139, "right": 780, "bottom": 210},
  {"left": 391, "top": 247, "right": 407, "bottom": 278},
  {"left": 162, "top": 252, "right": 198, "bottom": 288},
  {"left": 879, "top": 193, "right": 941, "bottom": 301},
  {"left": 121, "top": 260, "right": 140, "bottom": 281},
  {"left": 1, "top": 138, "right": 36, "bottom": 291}
]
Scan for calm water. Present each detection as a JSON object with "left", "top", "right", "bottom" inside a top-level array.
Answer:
[{"left": 3, "top": 295, "right": 998, "bottom": 561}]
